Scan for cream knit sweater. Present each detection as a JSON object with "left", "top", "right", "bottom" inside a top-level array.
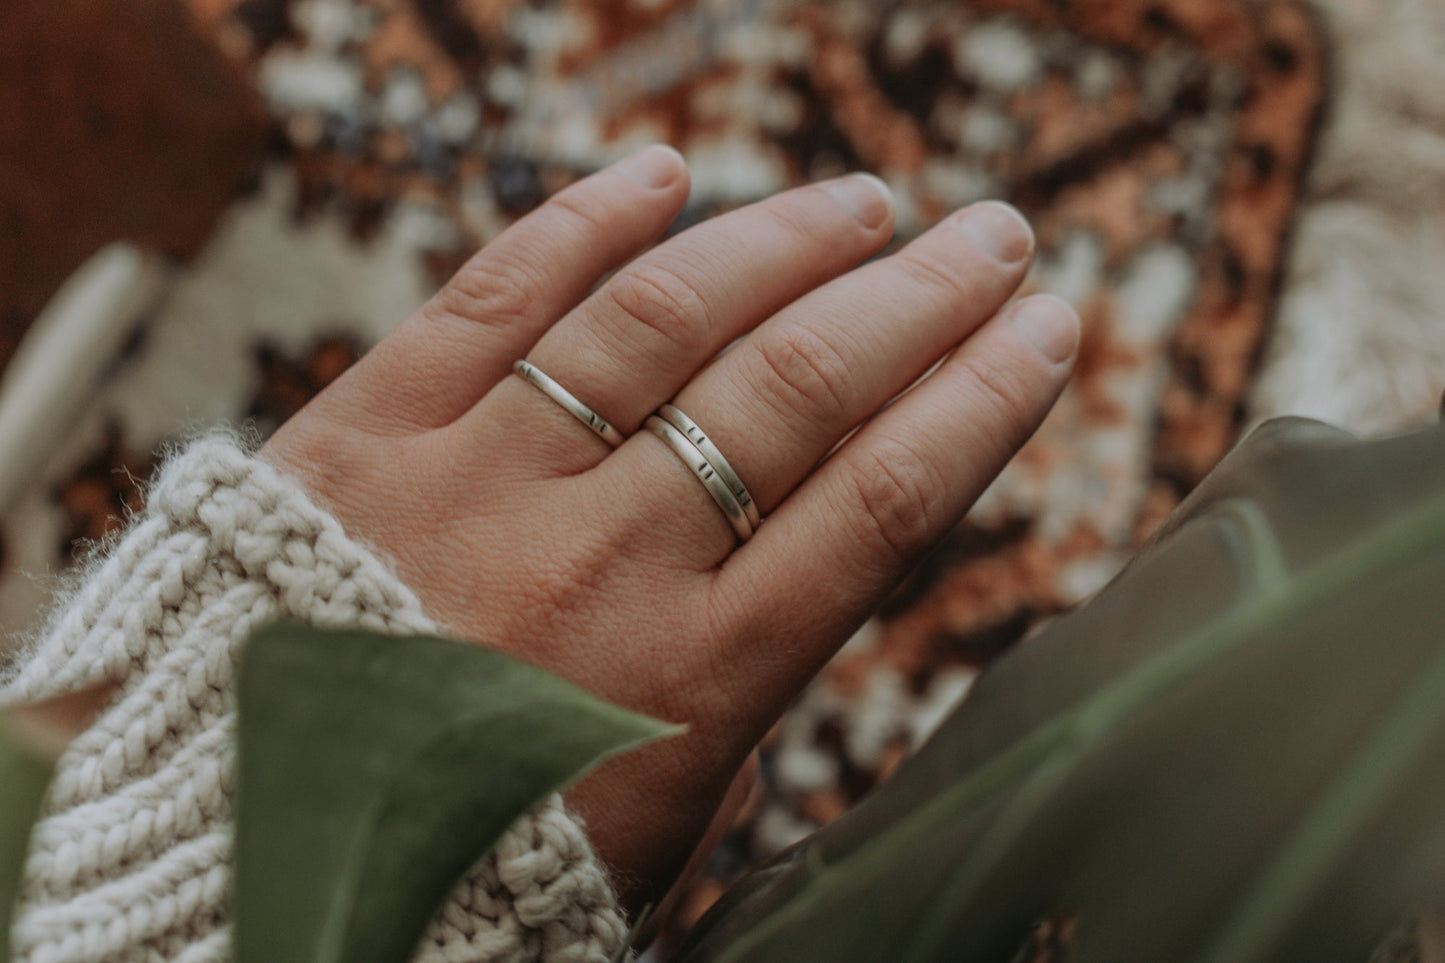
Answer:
[{"left": 0, "top": 436, "right": 629, "bottom": 963}]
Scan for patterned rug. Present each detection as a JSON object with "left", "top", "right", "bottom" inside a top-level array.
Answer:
[{"left": 0, "top": 0, "right": 1329, "bottom": 950}]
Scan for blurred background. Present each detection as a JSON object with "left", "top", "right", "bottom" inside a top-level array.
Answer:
[{"left": 2, "top": 0, "right": 1443, "bottom": 950}]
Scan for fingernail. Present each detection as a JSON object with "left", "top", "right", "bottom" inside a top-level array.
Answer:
[
  {"left": 617, "top": 144, "right": 686, "bottom": 188},
  {"left": 1011, "top": 295, "right": 1080, "bottom": 364},
  {"left": 825, "top": 173, "right": 894, "bottom": 229},
  {"left": 953, "top": 201, "right": 1034, "bottom": 264}
]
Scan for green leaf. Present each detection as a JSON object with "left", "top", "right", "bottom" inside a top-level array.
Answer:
[
  {"left": 0, "top": 724, "right": 52, "bottom": 963},
  {"left": 233, "top": 623, "right": 679, "bottom": 963},
  {"left": 674, "top": 417, "right": 1445, "bottom": 962},
  {"left": 0, "top": 684, "right": 112, "bottom": 963}
]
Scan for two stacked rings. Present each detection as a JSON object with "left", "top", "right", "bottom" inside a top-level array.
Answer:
[{"left": 511, "top": 360, "right": 760, "bottom": 543}]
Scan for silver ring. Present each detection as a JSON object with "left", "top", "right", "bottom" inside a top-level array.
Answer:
[
  {"left": 645, "top": 416, "right": 755, "bottom": 543},
  {"left": 656, "top": 404, "right": 761, "bottom": 531},
  {"left": 513, "top": 360, "right": 625, "bottom": 448}
]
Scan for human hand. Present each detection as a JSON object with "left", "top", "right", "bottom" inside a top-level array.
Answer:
[{"left": 261, "top": 145, "right": 1078, "bottom": 912}]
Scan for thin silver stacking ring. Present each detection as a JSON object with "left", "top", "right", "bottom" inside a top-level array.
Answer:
[
  {"left": 645, "top": 412, "right": 758, "bottom": 544},
  {"left": 513, "top": 360, "right": 625, "bottom": 448},
  {"left": 656, "top": 404, "right": 761, "bottom": 531}
]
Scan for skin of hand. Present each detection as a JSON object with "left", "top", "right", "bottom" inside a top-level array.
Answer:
[{"left": 261, "top": 145, "right": 1079, "bottom": 915}]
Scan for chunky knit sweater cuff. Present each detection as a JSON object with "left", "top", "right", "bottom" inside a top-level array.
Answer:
[{"left": 0, "top": 435, "right": 629, "bottom": 963}]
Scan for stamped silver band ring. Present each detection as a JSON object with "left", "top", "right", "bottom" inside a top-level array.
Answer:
[
  {"left": 645, "top": 415, "right": 756, "bottom": 543},
  {"left": 656, "top": 404, "right": 761, "bottom": 531},
  {"left": 513, "top": 360, "right": 625, "bottom": 448}
]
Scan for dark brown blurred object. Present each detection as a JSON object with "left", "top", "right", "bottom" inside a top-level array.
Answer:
[
  {"left": 50, "top": 335, "right": 360, "bottom": 556},
  {"left": 245, "top": 334, "right": 364, "bottom": 436},
  {"left": 0, "top": 0, "right": 267, "bottom": 375},
  {"left": 52, "top": 423, "right": 154, "bottom": 556}
]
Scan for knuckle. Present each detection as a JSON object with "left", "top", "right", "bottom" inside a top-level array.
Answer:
[
  {"left": 601, "top": 259, "right": 713, "bottom": 355},
  {"left": 955, "top": 351, "right": 1037, "bottom": 448},
  {"left": 427, "top": 248, "right": 548, "bottom": 333},
  {"left": 751, "top": 326, "right": 854, "bottom": 421},
  {"left": 896, "top": 248, "right": 971, "bottom": 303},
  {"left": 764, "top": 195, "right": 825, "bottom": 244},
  {"left": 848, "top": 442, "right": 944, "bottom": 564},
  {"left": 422, "top": 179, "right": 617, "bottom": 333},
  {"left": 543, "top": 186, "right": 610, "bottom": 239}
]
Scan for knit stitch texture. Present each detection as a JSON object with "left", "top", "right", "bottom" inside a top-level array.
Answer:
[{"left": 0, "top": 435, "right": 629, "bottom": 963}]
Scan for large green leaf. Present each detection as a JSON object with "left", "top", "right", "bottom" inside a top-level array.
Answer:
[
  {"left": 674, "top": 417, "right": 1445, "bottom": 962},
  {"left": 233, "top": 623, "right": 678, "bottom": 963}
]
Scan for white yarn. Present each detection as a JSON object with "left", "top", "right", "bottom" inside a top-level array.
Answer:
[{"left": 0, "top": 436, "right": 629, "bottom": 962}]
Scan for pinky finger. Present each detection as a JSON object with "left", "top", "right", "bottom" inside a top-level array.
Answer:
[{"left": 713, "top": 294, "right": 1079, "bottom": 712}]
